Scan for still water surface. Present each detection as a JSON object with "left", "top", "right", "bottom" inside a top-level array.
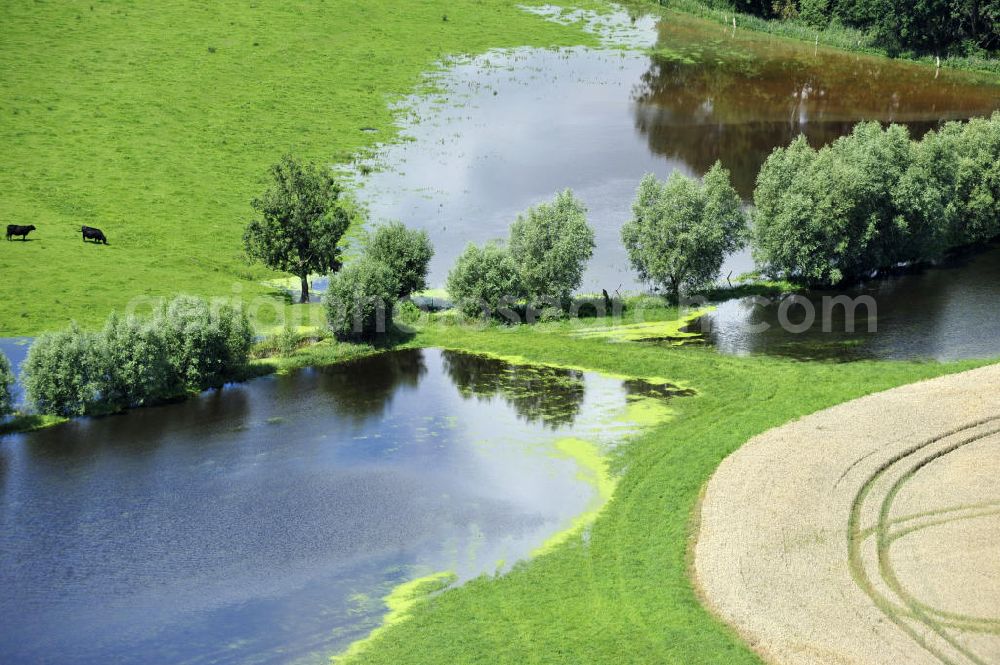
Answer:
[
  {"left": 0, "top": 337, "right": 30, "bottom": 404},
  {"left": 0, "top": 349, "right": 663, "bottom": 664},
  {"left": 694, "top": 244, "right": 1000, "bottom": 361},
  {"left": 353, "top": 9, "right": 1000, "bottom": 292}
]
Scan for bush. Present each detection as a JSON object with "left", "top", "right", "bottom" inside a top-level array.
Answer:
[
  {"left": 508, "top": 190, "right": 595, "bottom": 308},
  {"left": 0, "top": 351, "right": 14, "bottom": 418},
  {"left": 365, "top": 221, "right": 434, "bottom": 299},
  {"left": 157, "top": 296, "right": 254, "bottom": 391},
  {"left": 21, "top": 296, "right": 254, "bottom": 417},
  {"left": 798, "top": 0, "right": 831, "bottom": 27},
  {"left": 325, "top": 257, "right": 399, "bottom": 339},
  {"left": 95, "top": 313, "right": 172, "bottom": 410},
  {"left": 275, "top": 325, "right": 303, "bottom": 357},
  {"left": 622, "top": 163, "right": 746, "bottom": 301},
  {"left": 23, "top": 325, "right": 102, "bottom": 417},
  {"left": 753, "top": 114, "right": 1000, "bottom": 286},
  {"left": 752, "top": 122, "right": 913, "bottom": 285},
  {"left": 446, "top": 241, "right": 525, "bottom": 319}
]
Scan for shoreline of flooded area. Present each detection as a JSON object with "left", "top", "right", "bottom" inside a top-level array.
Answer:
[
  {"left": 0, "top": 348, "right": 675, "bottom": 665},
  {"left": 349, "top": 9, "right": 1000, "bottom": 294}
]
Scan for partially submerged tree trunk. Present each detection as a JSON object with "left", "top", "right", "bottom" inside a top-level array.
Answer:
[{"left": 299, "top": 274, "right": 309, "bottom": 304}]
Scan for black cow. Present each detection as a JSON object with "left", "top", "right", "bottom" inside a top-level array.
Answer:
[
  {"left": 82, "top": 225, "right": 108, "bottom": 244},
  {"left": 6, "top": 224, "right": 36, "bottom": 241}
]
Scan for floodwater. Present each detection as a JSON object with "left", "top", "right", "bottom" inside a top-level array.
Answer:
[
  {"left": 0, "top": 349, "right": 671, "bottom": 664},
  {"left": 352, "top": 8, "right": 1000, "bottom": 293},
  {"left": 692, "top": 243, "right": 1000, "bottom": 361}
]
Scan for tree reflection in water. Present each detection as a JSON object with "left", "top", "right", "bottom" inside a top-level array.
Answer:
[
  {"left": 312, "top": 349, "right": 428, "bottom": 423},
  {"left": 632, "top": 17, "right": 999, "bottom": 197},
  {"left": 441, "top": 350, "right": 586, "bottom": 429}
]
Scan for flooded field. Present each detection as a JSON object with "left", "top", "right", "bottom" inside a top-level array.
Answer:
[
  {"left": 0, "top": 349, "right": 673, "bottom": 664},
  {"left": 353, "top": 9, "right": 1000, "bottom": 293},
  {"left": 3, "top": 6, "right": 999, "bottom": 664}
]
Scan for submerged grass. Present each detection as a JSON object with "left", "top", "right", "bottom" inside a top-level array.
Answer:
[
  {"left": 653, "top": 0, "right": 1000, "bottom": 76},
  {"left": 334, "top": 572, "right": 459, "bottom": 664},
  {"left": 533, "top": 436, "right": 619, "bottom": 556},
  {"left": 327, "top": 304, "right": 992, "bottom": 664}
]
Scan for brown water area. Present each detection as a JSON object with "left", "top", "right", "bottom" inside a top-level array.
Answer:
[{"left": 636, "top": 15, "right": 1000, "bottom": 196}]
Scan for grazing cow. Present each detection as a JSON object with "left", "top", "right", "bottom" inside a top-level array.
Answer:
[
  {"left": 6, "top": 224, "right": 36, "bottom": 241},
  {"left": 81, "top": 225, "right": 108, "bottom": 244}
]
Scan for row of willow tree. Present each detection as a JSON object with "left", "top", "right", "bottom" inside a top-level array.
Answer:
[
  {"left": 270, "top": 112, "right": 1000, "bottom": 328},
  {"left": 447, "top": 113, "right": 1000, "bottom": 309},
  {"left": 5, "top": 114, "right": 997, "bottom": 419},
  {"left": 441, "top": 162, "right": 743, "bottom": 312},
  {"left": 10, "top": 296, "right": 253, "bottom": 417}
]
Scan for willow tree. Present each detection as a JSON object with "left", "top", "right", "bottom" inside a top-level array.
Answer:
[
  {"left": 446, "top": 241, "right": 525, "bottom": 319},
  {"left": 508, "top": 189, "right": 595, "bottom": 308},
  {"left": 752, "top": 123, "right": 914, "bottom": 286},
  {"left": 622, "top": 163, "right": 746, "bottom": 302},
  {"left": 243, "top": 155, "right": 358, "bottom": 303},
  {"left": 364, "top": 221, "right": 434, "bottom": 300}
]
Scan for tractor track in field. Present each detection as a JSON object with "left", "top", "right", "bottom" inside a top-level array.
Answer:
[
  {"left": 694, "top": 364, "right": 1000, "bottom": 665},
  {"left": 848, "top": 418, "right": 1000, "bottom": 664}
]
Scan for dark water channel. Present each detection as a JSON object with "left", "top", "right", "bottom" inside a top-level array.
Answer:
[
  {"left": 0, "top": 349, "right": 659, "bottom": 664},
  {"left": 353, "top": 8, "right": 1000, "bottom": 293},
  {"left": 691, "top": 243, "right": 1000, "bottom": 361}
]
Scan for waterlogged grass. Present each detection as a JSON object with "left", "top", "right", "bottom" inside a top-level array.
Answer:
[
  {"left": 0, "top": 414, "right": 66, "bottom": 437},
  {"left": 327, "top": 305, "right": 991, "bottom": 664},
  {"left": 0, "top": 1, "right": 599, "bottom": 336},
  {"left": 251, "top": 333, "right": 388, "bottom": 375},
  {"left": 570, "top": 307, "right": 709, "bottom": 342},
  {"left": 659, "top": 0, "right": 1000, "bottom": 76}
]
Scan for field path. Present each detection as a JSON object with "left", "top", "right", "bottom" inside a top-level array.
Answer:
[{"left": 695, "top": 363, "right": 1000, "bottom": 665}]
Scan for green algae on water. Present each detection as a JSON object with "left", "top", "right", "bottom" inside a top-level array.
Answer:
[{"left": 333, "top": 572, "right": 458, "bottom": 663}]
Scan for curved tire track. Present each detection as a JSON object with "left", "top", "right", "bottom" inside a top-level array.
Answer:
[{"left": 695, "top": 364, "right": 1000, "bottom": 665}]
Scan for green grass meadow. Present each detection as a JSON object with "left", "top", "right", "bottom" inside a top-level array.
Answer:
[{"left": 0, "top": 1, "right": 598, "bottom": 336}]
